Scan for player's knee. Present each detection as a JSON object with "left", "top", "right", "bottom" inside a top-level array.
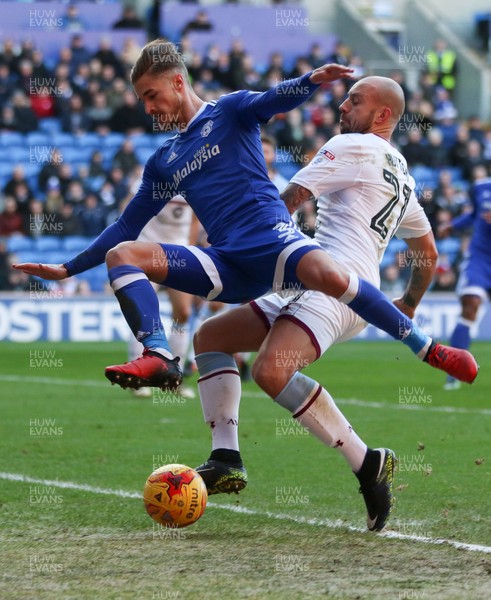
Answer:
[
  {"left": 106, "top": 242, "right": 135, "bottom": 268},
  {"left": 172, "top": 306, "right": 192, "bottom": 325},
  {"left": 252, "top": 353, "right": 292, "bottom": 397},
  {"left": 193, "top": 321, "right": 215, "bottom": 354}
]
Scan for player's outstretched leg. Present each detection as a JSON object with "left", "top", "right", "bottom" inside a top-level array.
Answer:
[
  {"left": 193, "top": 351, "right": 248, "bottom": 494},
  {"left": 105, "top": 263, "right": 182, "bottom": 390},
  {"left": 296, "top": 252, "right": 479, "bottom": 384},
  {"left": 272, "top": 371, "right": 395, "bottom": 531}
]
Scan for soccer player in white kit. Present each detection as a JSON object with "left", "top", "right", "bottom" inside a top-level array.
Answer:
[{"left": 193, "top": 76, "right": 439, "bottom": 531}]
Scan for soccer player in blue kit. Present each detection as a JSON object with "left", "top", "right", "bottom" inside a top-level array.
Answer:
[
  {"left": 440, "top": 170, "right": 491, "bottom": 389},
  {"left": 13, "top": 40, "right": 478, "bottom": 389}
]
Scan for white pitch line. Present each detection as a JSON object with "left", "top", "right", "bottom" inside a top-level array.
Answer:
[
  {"left": 1, "top": 374, "right": 489, "bottom": 416},
  {"left": 1, "top": 472, "right": 490, "bottom": 555}
]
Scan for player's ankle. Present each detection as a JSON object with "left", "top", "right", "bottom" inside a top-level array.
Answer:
[
  {"left": 354, "top": 448, "right": 380, "bottom": 484},
  {"left": 209, "top": 448, "right": 243, "bottom": 466}
]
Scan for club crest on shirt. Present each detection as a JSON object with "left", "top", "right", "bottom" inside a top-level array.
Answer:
[
  {"left": 321, "top": 149, "right": 335, "bottom": 160},
  {"left": 201, "top": 120, "right": 213, "bottom": 137}
]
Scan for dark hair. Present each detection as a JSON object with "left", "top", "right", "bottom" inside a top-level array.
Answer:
[{"left": 130, "top": 39, "right": 188, "bottom": 85}]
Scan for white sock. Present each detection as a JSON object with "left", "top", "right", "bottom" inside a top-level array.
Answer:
[
  {"left": 168, "top": 323, "right": 189, "bottom": 360},
  {"left": 128, "top": 335, "right": 144, "bottom": 361},
  {"left": 199, "top": 368, "right": 241, "bottom": 451},
  {"left": 294, "top": 387, "right": 367, "bottom": 472}
]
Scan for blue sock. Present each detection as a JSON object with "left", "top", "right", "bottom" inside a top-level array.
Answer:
[
  {"left": 347, "top": 278, "right": 430, "bottom": 355},
  {"left": 450, "top": 321, "right": 471, "bottom": 350},
  {"left": 109, "top": 265, "right": 171, "bottom": 357}
]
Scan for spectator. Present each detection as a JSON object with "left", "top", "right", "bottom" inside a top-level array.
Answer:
[
  {"left": 110, "top": 89, "right": 150, "bottom": 134},
  {"left": 0, "top": 240, "right": 10, "bottom": 290},
  {"left": 44, "top": 180, "right": 64, "bottom": 215},
  {"left": 60, "top": 94, "right": 90, "bottom": 134},
  {"left": 181, "top": 10, "right": 213, "bottom": 37},
  {"left": 30, "top": 86, "right": 57, "bottom": 119},
  {"left": 88, "top": 150, "right": 107, "bottom": 179},
  {"left": 0, "top": 38, "right": 20, "bottom": 73},
  {"left": 461, "top": 139, "right": 486, "bottom": 181},
  {"left": 107, "top": 165, "right": 128, "bottom": 203},
  {"left": 10, "top": 91, "right": 38, "bottom": 132},
  {"left": 37, "top": 149, "right": 63, "bottom": 193},
  {"left": 261, "top": 134, "right": 288, "bottom": 192},
  {"left": 106, "top": 77, "right": 128, "bottom": 111},
  {"left": 87, "top": 92, "right": 113, "bottom": 134},
  {"left": 423, "top": 128, "right": 448, "bottom": 169},
  {"left": 449, "top": 124, "right": 470, "bottom": 167},
  {"left": 79, "top": 193, "right": 106, "bottom": 237},
  {"left": 31, "top": 49, "right": 52, "bottom": 82},
  {"left": 113, "top": 140, "right": 138, "bottom": 176},
  {"left": 69, "top": 34, "right": 92, "bottom": 74},
  {"left": 63, "top": 4, "right": 85, "bottom": 32},
  {"left": 59, "top": 202, "right": 84, "bottom": 237},
  {"left": 3, "top": 166, "right": 32, "bottom": 200},
  {"left": 93, "top": 38, "right": 124, "bottom": 79},
  {"left": 424, "top": 39, "right": 457, "bottom": 96},
  {"left": 112, "top": 6, "right": 145, "bottom": 30},
  {"left": 26, "top": 198, "right": 50, "bottom": 238},
  {"left": 0, "top": 63, "right": 16, "bottom": 105},
  {"left": 0, "top": 197, "right": 25, "bottom": 236}
]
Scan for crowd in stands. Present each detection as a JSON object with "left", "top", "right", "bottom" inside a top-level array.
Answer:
[{"left": 0, "top": 10, "right": 487, "bottom": 293}]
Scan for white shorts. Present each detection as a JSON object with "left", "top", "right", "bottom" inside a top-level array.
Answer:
[{"left": 250, "top": 290, "right": 367, "bottom": 359}]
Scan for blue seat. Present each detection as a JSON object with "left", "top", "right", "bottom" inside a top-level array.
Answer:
[
  {"left": 8, "top": 147, "right": 31, "bottom": 163},
  {"left": 135, "top": 147, "right": 155, "bottom": 163},
  {"left": 39, "top": 118, "right": 62, "bottom": 135},
  {"left": 14, "top": 251, "right": 40, "bottom": 264},
  {"left": 0, "top": 163, "right": 15, "bottom": 178},
  {"left": 52, "top": 132, "right": 77, "bottom": 147},
  {"left": 26, "top": 132, "right": 50, "bottom": 146},
  {"left": 437, "top": 237, "right": 461, "bottom": 264},
  {"left": 77, "top": 133, "right": 103, "bottom": 149},
  {"left": 62, "top": 236, "right": 93, "bottom": 253},
  {"left": 33, "top": 236, "right": 62, "bottom": 252},
  {"left": 7, "top": 235, "right": 34, "bottom": 253},
  {"left": 101, "top": 133, "right": 125, "bottom": 148},
  {"left": 0, "top": 132, "right": 23, "bottom": 147},
  {"left": 41, "top": 251, "right": 66, "bottom": 264},
  {"left": 387, "top": 238, "right": 407, "bottom": 254}
]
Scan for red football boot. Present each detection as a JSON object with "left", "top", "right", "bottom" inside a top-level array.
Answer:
[
  {"left": 423, "top": 342, "right": 479, "bottom": 384},
  {"left": 105, "top": 349, "right": 182, "bottom": 390}
]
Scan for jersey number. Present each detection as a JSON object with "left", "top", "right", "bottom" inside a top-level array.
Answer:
[{"left": 370, "top": 169, "right": 411, "bottom": 240}]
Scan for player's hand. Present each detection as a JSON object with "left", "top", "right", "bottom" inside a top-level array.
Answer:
[
  {"left": 392, "top": 297, "right": 415, "bottom": 319},
  {"left": 310, "top": 64, "right": 355, "bottom": 85},
  {"left": 11, "top": 263, "right": 68, "bottom": 280}
]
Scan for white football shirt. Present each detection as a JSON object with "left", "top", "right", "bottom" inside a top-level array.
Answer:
[{"left": 290, "top": 133, "right": 431, "bottom": 285}]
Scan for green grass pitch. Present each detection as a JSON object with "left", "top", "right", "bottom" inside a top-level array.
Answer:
[{"left": 0, "top": 341, "right": 490, "bottom": 599}]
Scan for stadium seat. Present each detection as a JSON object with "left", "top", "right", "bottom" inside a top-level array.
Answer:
[
  {"left": 39, "top": 118, "right": 62, "bottom": 135},
  {"left": 62, "top": 236, "right": 93, "bottom": 253},
  {"left": 33, "top": 236, "right": 62, "bottom": 252},
  {"left": 6, "top": 235, "right": 34, "bottom": 254},
  {"left": 52, "top": 132, "right": 78, "bottom": 147},
  {"left": 26, "top": 132, "right": 50, "bottom": 146},
  {"left": 437, "top": 237, "right": 462, "bottom": 264},
  {"left": 387, "top": 238, "right": 407, "bottom": 254},
  {"left": 8, "top": 147, "right": 31, "bottom": 163},
  {"left": 0, "top": 163, "right": 15, "bottom": 178},
  {"left": 101, "top": 133, "right": 125, "bottom": 148},
  {"left": 135, "top": 147, "right": 155, "bottom": 163},
  {"left": 411, "top": 166, "right": 439, "bottom": 188},
  {"left": 0, "top": 132, "right": 23, "bottom": 147}
]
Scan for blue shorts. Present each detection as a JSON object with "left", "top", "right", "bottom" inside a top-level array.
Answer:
[
  {"left": 457, "top": 252, "right": 491, "bottom": 301},
  {"left": 160, "top": 223, "right": 320, "bottom": 303}
]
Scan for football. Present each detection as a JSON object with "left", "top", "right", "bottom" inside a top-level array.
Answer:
[{"left": 143, "top": 464, "right": 208, "bottom": 528}]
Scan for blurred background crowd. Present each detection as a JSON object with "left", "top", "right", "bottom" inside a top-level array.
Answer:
[{"left": 0, "top": 1, "right": 487, "bottom": 295}]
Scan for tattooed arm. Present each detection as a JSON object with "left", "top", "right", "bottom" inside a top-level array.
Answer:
[
  {"left": 280, "top": 182, "right": 315, "bottom": 215},
  {"left": 392, "top": 231, "right": 438, "bottom": 319}
]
